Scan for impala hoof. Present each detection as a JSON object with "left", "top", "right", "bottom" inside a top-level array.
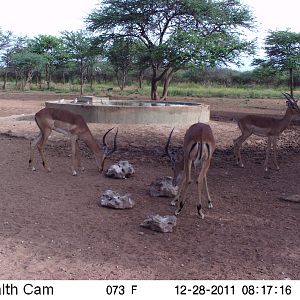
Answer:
[
  {"left": 31, "top": 166, "right": 36, "bottom": 171},
  {"left": 198, "top": 211, "right": 205, "bottom": 219},
  {"left": 72, "top": 171, "right": 77, "bottom": 176},
  {"left": 174, "top": 209, "right": 181, "bottom": 216}
]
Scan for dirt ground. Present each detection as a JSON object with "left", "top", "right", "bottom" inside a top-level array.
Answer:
[{"left": 0, "top": 91, "right": 299, "bottom": 280}]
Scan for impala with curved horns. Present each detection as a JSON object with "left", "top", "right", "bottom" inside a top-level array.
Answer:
[
  {"left": 29, "top": 107, "right": 118, "bottom": 175},
  {"left": 233, "top": 93, "right": 300, "bottom": 172},
  {"left": 166, "top": 123, "right": 216, "bottom": 218}
]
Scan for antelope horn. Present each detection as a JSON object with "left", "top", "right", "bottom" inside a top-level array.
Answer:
[
  {"left": 103, "top": 127, "right": 118, "bottom": 156},
  {"left": 165, "top": 128, "right": 177, "bottom": 163},
  {"left": 282, "top": 92, "right": 297, "bottom": 104}
]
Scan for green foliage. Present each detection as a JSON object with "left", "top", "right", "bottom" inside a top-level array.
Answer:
[
  {"left": 86, "top": 0, "right": 256, "bottom": 99},
  {"left": 106, "top": 38, "right": 138, "bottom": 89},
  {"left": 253, "top": 30, "right": 300, "bottom": 95},
  {"left": 0, "top": 28, "right": 12, "bottom": 50},
  {"left": 264, "top": 30, "right": 300, "bottom": 70}
]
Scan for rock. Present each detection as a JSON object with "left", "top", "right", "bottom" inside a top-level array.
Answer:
[
  {"left": 99, "top": 190, "right": 135, "bottom": 209},
  {"left": 279, "top": 194, "right": 300, "bottom": 203},
  {"left": 141, "top": 214, "right": 177, "bottom": 233},
  {"left": 106, "top": 161, "right": 135, "bottom": 179},
  {"left": 149, "top": 176, "right": 178, "bottom": 197}
]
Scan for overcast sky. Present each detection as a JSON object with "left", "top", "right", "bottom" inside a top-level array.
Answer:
[{"left": 1, "top": 0, "right": 299, "bottom": 69}]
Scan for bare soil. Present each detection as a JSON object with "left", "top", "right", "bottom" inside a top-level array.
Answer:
[{"left": 0, "top": 91, "right": 299, "bottom": 280}]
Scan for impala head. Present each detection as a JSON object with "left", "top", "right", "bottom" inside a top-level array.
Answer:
[
  {"left": 283, "top": 93, "right": 300, "bottom": 115},
  {"left": 99, "top": 127, "right": 118, "bottom": 172},
  {"left": 165, "top": 128, "right": 184, "bottom": 186}
]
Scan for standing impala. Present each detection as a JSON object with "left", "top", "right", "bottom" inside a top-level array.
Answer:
[
  {"left": 233, "top": 93, "right": 300, "bottom": 171},
  {"left": 166, "top": 123, "right": 216, "bottom": 218},
  {"left": 29, "top": 107, "right": 118, "bottom": 175}
]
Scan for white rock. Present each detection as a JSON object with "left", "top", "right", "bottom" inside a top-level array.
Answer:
[
  {"left": 100, "top": 190, "right": 135, "bottom": 209},
  {"left": 141, "top": 214, "right": 177, "bottom": 233},
  {"left": 106, "top": 161, "right": 135, "bottom": 179},
  {"left": 149, "top": 176, "right": 178, "bottom": 197}
]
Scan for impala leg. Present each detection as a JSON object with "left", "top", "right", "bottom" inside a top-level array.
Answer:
[
  {"left": 233, "top": 132, "right": 251, "bottom": 168},
  {"left": 264, "top": 137, "right": 271, "bottom": 172},
  {"left": 75, "top": 140, "right": 85, "bottom": 172},
  {"left": 174, "top": 179, "right": 190, "bottom": 216},
  {"left": 204, "top": 175, "right": 213, "bottom": 209},
  {"left": 171, "top": 195, "right": 179, "bottom": 206},
  {"left": 175, "top": 159, "right": 193, "bottom": 216},
  {"left": 70, "top": 135, "right": 78, "bottom": 176},
  {"left": 271, "top": 137, "right": 280, "bottom": 170},
  {"left": 196, "top": 160, "right": 211, "bottom": 218},
  {"left": 29, "top": 132, "right": 42, "bottom": 171},
  {"left": 37, "top": 129, "right": 52, "bottom": 172}
]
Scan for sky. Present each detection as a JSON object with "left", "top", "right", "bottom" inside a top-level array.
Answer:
[
  {"left": 0, "top": 0, "right": 99, "bottom": 36},
  {"left": 0, "top": 0, "right": 300, "bottom": 69}
]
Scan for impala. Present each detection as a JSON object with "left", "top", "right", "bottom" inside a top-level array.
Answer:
[
  {"left": 29, "top": 107, "right": 118, "bottom": 175},
  {"left": 233, "top": 93, "right": 300, "bottom": 171},
  {"left": 166, "top": 123, "right": 216, "bottom": 218}
]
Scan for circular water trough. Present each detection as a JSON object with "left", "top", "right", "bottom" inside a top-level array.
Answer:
[{"left": 45, "top": 96, "right": 210, "bottom": 124}]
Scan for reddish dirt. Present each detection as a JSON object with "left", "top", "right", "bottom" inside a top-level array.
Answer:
[{"left": 0, "top": 91, "right": 299, "bottom": 280}]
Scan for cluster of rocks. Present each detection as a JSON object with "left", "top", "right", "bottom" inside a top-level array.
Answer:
[{"left": 100, "top": 160, "right": 178, "bottom": 233}]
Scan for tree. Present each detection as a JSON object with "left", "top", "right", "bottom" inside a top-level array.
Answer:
[
  {"left": 0, "top": 28, "right": 12, "bottom": 50},
  {"left": 62, "top": 30, "right": 100, "bottom": 95},
  {"left": 106, "top": 38, "right": 137, "bottom": 90},
  {"left": 11, "top": 50, "right": 47, "bottom": 90},
  {"left": 254, "top": 30, "right": 300, "bottom": 96},
  {"left": 87, "top": 0, "right": 256, "bottom": 100},
  {"left": 28, "top": 35, "right": 63, "bottom": 89},
  {"left": 0, "top": 29, "right": 14, "bottom": 89}
]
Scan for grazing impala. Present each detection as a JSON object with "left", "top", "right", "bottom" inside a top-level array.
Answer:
[
  {"left": 233, "top": 93, "right": 300, "bottom": 171},
  {"left": 29, "top": 107, "right": 118, "bottom": 175},
  {"left": 166, "top": 123, "right": 216, "bottom": 218}
]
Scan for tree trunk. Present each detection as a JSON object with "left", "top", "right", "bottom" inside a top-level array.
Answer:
[
  {"left": 151, "top": 79, "right": 159, "bottom": 100},
  {"left": 115, "top": 71, "right": 120, "bottom": 89},
  {"left": 161, "top": 68, "right": 174, "bottom": 100},
  {"left": 121, "top": 70, "right": 127, "bottom": 91},
  {"left": 15, "top": 71, "right": 18, "bottom": 88},
  {"left": 80, "top": 58, "right": 84, "bottom": 96},
  {"left": 151, "top": 65, "right": 159, "bottom": 100},
  {"left": 289, "top": 68, "right": 294, "bottom": 97},
  {"left": 25, "top": 70, "right": 33, "bottom": 90},
  {"left": 90, "top": 67, "right": 94, "bottom": 90},
  {"left": 46, "top": 63, "right": 50, "bottom": 89},
  {"left": 2, "top": 70, "right": 7, "bottom": 90},
  {"left": 138, "top": 69, "right": 144, "bottom": 89},
  {"left": 62, "top": 71, "right": 66, "bottom": 85}
]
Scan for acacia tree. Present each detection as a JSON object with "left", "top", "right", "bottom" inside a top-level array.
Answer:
[
  {"left": 106, "top": 38, "right": 138, "bottom": 90},
  {"left": 0, "top": 28, "right": 12, "bottom": 50},
  {"left": 0, "top": 29, "right": 14, "bottom": 89},
  {"left": 87, "top": 0, "right": 255, "bottom": 100},
  {"left": 11, "top": 51, "right": 46, "bottom": 90},
  {"left": 62, "top": 30, "right": 99, "bottom": 95},
  {"left": 28, "top": 35, "right": 63, "bottom": 89},
  {"left": 256, "top": 30, "right": 300, "bottom": 97}
]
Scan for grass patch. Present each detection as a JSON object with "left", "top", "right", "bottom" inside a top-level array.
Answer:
[{"left": 1, "top": 80, "right": 298, "bottom": 99}]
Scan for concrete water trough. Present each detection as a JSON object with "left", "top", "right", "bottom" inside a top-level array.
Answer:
[{"left": 45, "top": 96, "right": 210, "bottom": 124}]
